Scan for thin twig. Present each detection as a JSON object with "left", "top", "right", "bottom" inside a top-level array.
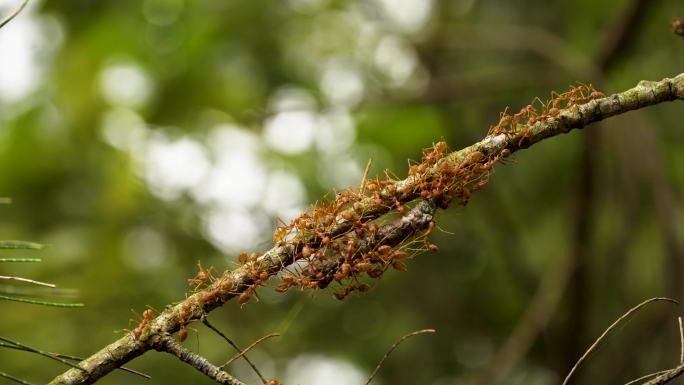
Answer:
[
  {"left": 202, "top": 317, "right": 268, "bottom": 384},
  {"left": 562, "top": 297, "right": 678, "bottom": 385},
  {"left": 0, "top": 275, "right": 56, "bottom": 288},
  {"left": 641, "top": 363, "right": 684, "bottom": 385},
  {"left": 365, "top": 328, "right": 436, "bottom": 385},
  {"left": 679, "top": 316, "right": 683, "bottom": 364},
  {"left": 0, "top": 0, "right": 28, "bottom": 30},
  {"left": 155, "top": 336, "right": 247, "bottom": 385},
  {"left": 221, "top": 333, "right": 280, "bottom": 368},
  {"left": 624, "top": 370, "right": 672, "bottom": 385}
]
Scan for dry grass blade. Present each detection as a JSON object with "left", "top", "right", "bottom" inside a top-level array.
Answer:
[
  {"left": 359, "top": 157, "right": 373, "bottom": 195},
  {"left": 365, "top": 329, "right": 436, "bottom": 385},
  {"left": 563, "top": 297, "right": 678, "bottom": 385},
  {"left": 221, "top": 333, "right": 280, "bottom": 368},
  {"left": 203, "top": 318, "right": 267, "bottom": 384}
]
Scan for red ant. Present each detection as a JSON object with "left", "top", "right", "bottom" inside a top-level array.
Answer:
[
  {"left": 392, "top": 261, "right": 407, "bottom": 271},
  {"left": 133, "top": 308, "right": 154, "bottom": 339},
  {"left": 393, "top": 197, "right": 405, "bottom": 215},
  {"left": 238, "top": 284, "right": 259, "bottom": 306},
  {"left": 178, "top": 302, "right": 193, "bottom": 342},
  {"left": 188, "top": 262, "right": 214, "bottom": 291},
  {"left": 238, "top": 252, "right": 249, "bottom": 264},
  {"left": 392, "top": 251, "right": 408, "bottom": 260},
  {"left": 334, "top": 283, "right": 370, "bottom": 300}
]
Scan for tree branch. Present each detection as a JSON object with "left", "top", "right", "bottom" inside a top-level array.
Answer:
[
  {"left": 153, "top": 337, "right": 246, "bottom": 385},
  {"left": 47, "top": 73, "right": 684, "bottom": 385}
]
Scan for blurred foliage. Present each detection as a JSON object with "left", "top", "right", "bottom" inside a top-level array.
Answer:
[{"left": 0, "top": 0, "right": 684, "bottom": 384}]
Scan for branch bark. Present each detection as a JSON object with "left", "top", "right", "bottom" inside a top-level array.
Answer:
[
  {"left": 47, "top": 73, "right": 684, "bottom": 385},
  {"left": 153, "top": 337, "right": 247, "bottom": 385}
]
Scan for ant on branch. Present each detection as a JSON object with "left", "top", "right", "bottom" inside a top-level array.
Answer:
[
  {"left": 129, "top": 307, "right": 156, "bottom": 340},
  {"left": 188, "top": 262, "right": 216, "bottom": 291}
]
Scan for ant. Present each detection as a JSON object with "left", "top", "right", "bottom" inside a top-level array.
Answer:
[
  {"left": 177, "top": 302, "right": 194, "bottom": 342},
  {"left": 334, "top": 283, "right": 371, "bottom": 300},
  {"left": 188, "top": 262, "right": 215, "bottom": 291},
  {"left": 238, "top": 284, "right": 259, "bottom": 306},
  {"left": 301, "top": 245, "right": 314, "bottom": 259},
  {"left": 423, "top": 221, "right": 436, "bottom": 247},
  {"left": 132, "top": 308, "right": 155, "bottom": 339}
]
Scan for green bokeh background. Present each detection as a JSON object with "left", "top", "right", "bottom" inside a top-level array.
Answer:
[{"left": 1, "top": 0, "right": 684, "bottom": 384}]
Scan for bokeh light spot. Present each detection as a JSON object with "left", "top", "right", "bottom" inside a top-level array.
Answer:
[
  {"left": 285, "top": 354, "right": 366, "bottom": 385},
  {"left": 262, "top": 170, "right": 306, "bottom": 222},
  {"left": 320, "top": 59, "right": 364, "bottom": 107},
  {"left": 264, "top": 111, "right": 316, "bottom": 155},
  {"left": 145, "top": 135, "right": 210, "bottom": 200},
  {"left": 99, "top": 60, "right": 154, "bottom": 109},
  {"left": 375, "top": 0, "right": 433, "bottom": 34}
]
